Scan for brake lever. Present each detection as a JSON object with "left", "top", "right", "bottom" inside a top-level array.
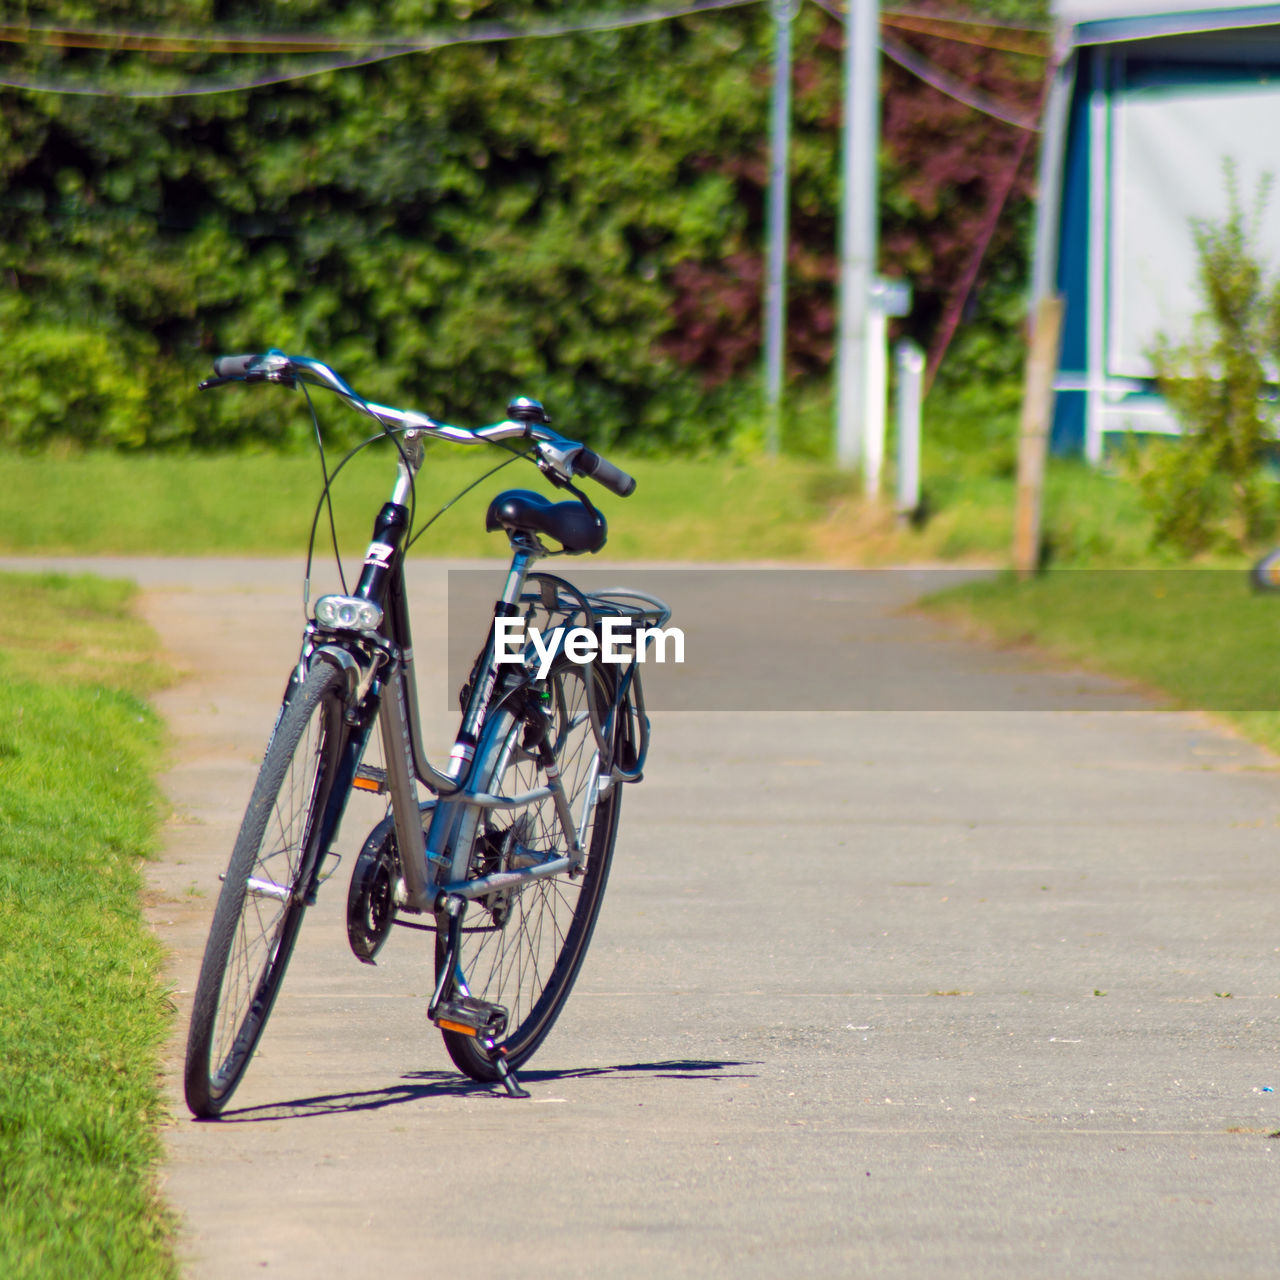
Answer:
[{"left": 535, "top": 456, "right": 573, "bottom": 490}]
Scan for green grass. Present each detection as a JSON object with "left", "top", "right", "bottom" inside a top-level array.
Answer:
[
  {"left": 0, "top": 449, "right": 864, "bottom": 562},
  {"left": 910, "top": 423, "right": 1280, "bottom": 757},
  {"left": 924, "top": 567, "right": 1280, "bottom": 755},
  {"left": 0, "top": 572, "right": 175, "bottom": 1279},
  {"left": 0, "top": 447, "right": 1152, "bottom": 567}
]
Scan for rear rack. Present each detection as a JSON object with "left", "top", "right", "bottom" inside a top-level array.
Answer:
[
  {"left": 583, "top": 587, "right": 673, "bottom": 633},
  {"left": 514, "top": 576, "right": 669, "bottom": 784}
]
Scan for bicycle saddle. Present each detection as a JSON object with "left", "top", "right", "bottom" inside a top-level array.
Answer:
[{"left": 485, "top": 489, "right": 607, "bottom": 553}]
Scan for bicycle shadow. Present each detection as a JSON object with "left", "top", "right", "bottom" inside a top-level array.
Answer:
[
  {"left": 201, "top": 1058, "right": 759, "bottom": 1123},
  {"left": 516, "top": 1058, "right": 760, "bottom": 1085}
]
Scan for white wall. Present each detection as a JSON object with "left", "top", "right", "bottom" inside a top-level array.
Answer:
[{"left": 1108, "top": 74, "right": 1280, "bottom": 378}]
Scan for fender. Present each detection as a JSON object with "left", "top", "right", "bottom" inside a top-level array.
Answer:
[{"left": 309, "top": 643, "right": 376, "bottom": 705}]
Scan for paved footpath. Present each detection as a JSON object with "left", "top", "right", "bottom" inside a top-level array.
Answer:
[{"left": 12, "top": 556, "right": 1280, "bottom": 1278}]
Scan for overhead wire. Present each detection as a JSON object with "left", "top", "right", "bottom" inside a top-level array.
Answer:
[
  {"left": 879, "top": 33, "right": 1041, "bottom": 130},
  {"left": 0, "top": 1, "right": 1051, "bottom": 55},
  {"left": 0, "top": 0, "right": 761, "bottom": 98},
  {"left": 0, "top": 48, "right": 416, "bottom": 96},
  {"left": 812, "top": 0, "right": 1050, "bottom": 39},
  {"left": 881, "top": 6, "right": 1050, "bottom": 33},
  {"left": 923, "top": 113, "right": 1041, "bottom": 387},
  {"left": 0, "top": 24, "right": 391, "bottom": 54},
  {"left": 0, "top": 1, "right": 1050, "bottom": 130},
  {"left": 0, "top": 0, "right": 760, "bottom": 52},
  {"left": 805, "top": 0, "right": 1049, "bottom": 385},
  {"left": 2, "top": 0, "right": 1050, "bottom": 387},
  {"left": 808, "top": 0, "right": 1044, "bottom": 130},
  {"left": 880, "top": 13, "right": 1047, "bottom": 57}
]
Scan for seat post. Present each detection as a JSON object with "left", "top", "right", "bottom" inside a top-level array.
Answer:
[{"left": 499, "top": 540, "right": 542, "bottom": 607}]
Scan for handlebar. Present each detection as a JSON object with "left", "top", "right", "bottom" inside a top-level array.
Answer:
[
  {"left": 211, "top": 353, "right": 259, "bottom": 379},
  {"left": 573, "top": 448, "right": 636, "bottom": 498},
  {"left": 201, "top": 349, "right": 636, "bottom": 497}
]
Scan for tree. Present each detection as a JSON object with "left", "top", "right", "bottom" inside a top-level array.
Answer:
[{"left": 0, "top": 1, "right": 1050, "bottom": 451}]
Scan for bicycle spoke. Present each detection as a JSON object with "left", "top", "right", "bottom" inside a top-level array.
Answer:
[
  {"left": 186, "top": 662, "right": 346, "bottom": 1117},
  {"left": 445, "top": 661, "right": 618, "bottom": 1078}
]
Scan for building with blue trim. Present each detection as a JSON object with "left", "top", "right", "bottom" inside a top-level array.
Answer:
[{"left": 1032, "top": 1, "right": 1280, "bottom": 458}]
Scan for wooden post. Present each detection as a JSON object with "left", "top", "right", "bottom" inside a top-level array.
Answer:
[{"left": 1013, "top": 295, "right": 1064, "bottom": 578}]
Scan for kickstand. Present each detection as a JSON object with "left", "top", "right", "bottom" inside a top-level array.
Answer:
[{"left": 484, "top": 1039, "right": 530, "bottom": 1099}]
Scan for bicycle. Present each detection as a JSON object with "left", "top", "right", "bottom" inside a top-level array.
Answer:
[{"left": 183, "top": 349, "right": 669, "bottom": 1117}]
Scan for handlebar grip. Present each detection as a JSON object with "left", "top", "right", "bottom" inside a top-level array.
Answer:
[
  {"left": 212, "top": 353, "right": 262, "bottom": 378},
  {"left": 574, "top": 448, "right": 636, "bottom": 498}
]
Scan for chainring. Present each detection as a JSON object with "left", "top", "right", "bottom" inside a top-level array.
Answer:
[{"left": 347, "top": 816, "right": 400, "bottom": 964}]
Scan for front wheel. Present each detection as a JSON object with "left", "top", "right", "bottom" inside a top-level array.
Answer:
[
  {"left": 438, "top": 660, "right": 622, "bottom": 1081},
  {"left": 184, "top": 661, "right": 349, "bottom": 1118}
]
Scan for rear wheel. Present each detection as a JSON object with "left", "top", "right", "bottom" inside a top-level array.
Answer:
[
  {"left": 438, "top": 660, "right": 621, "bottom": 1080},
  {"left": 184, "top": 661, "right": 348, "bottom": 1117}
]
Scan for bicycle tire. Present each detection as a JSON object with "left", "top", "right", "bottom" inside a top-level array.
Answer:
[
  {"left": 438, "top": 659, "right": 622, "bottom": 1081},
  {"left": 184, "top": 660, "right": 349, "bottom": 1117}
]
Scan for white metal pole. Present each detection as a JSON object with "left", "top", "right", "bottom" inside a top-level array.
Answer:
[
  {"left": 895, "top": 338, "right": 924, "bottom": 518},
  {"left": 864, "top": 300, "right": 887, "bottom": 495},
  {"left": 836, "top": 0, "right": 881, "bottom": 470},
  {"left": 763, "top": 0, "right": 795, "bottom": 456},
  {"left": 1085, "top": 48, "right": 1109, "bottom": 465}
]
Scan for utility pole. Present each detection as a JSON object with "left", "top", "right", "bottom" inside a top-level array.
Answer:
[
  {"left": 763, "top": 0, "right": 795, "bottom": 456},
  {"left": 835, "top": 0, "right": 881, "bottom": 470}
]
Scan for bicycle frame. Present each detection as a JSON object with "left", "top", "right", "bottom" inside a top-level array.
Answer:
[{"left": 296, "top": 427, "right": 592, "bottom": 919}]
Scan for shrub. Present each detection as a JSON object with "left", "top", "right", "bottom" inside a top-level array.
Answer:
[{"left": 1141, "top": 168, "right": 1280, "bottom": 554}]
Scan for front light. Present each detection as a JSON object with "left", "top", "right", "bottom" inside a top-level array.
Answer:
[{"left": 314, "top": 595, "right": 383, "bottom": 631}]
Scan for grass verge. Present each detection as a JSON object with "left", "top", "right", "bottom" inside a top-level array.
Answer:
[
  {"left": 0, "top": 572, "right": 175, "bottom": 1278},
  {"left": 0, "top": 437, "right": 1181, "bottom": 568},
  {"left": 923, "top": 567, "right": 1280, "bottom": 756},
  {"left": 0, "top": 450, "right": 838, "bottom": 561},
  {"left": 0, "top": 448, "right": 1026, "bottom": 564}
]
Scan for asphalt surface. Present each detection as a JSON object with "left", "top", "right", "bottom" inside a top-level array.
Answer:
[{"left": 11, "top": 555, "right": 1280, "bottom": 1278}]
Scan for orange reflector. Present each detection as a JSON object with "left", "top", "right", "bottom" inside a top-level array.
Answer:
[
  {"left": 352, "top": 776, "right": 381, "bottom": 793},
  {"left": 437, "top": 1019, "right": 479, "bottom": 1037}
]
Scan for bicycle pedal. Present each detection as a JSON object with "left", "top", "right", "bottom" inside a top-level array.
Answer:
[
  {"left": 431, "top": 996, "right": 508, "bottom": 1040},
  {"left": 352, "top": 764, "right": 387, "bottom": 794}
]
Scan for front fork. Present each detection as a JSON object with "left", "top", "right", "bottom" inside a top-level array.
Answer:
[{"left": 297, "top": 659, "right": 379, "bottom": 907}]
